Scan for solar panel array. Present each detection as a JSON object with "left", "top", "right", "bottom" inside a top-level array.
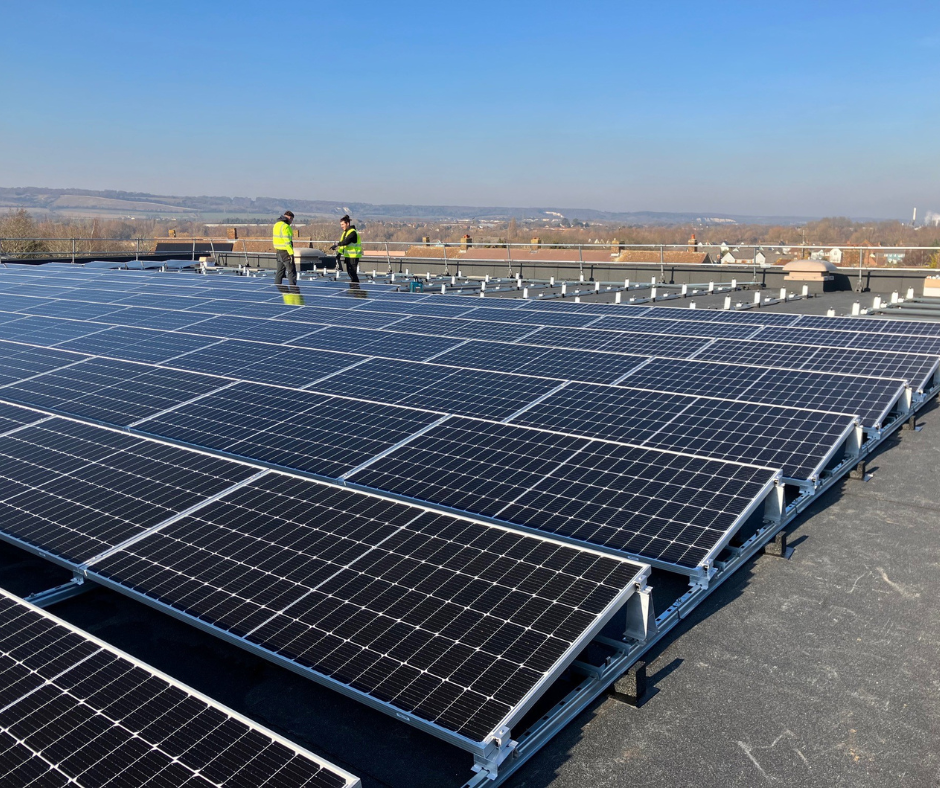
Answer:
[
  {"left": 0, "top": 263, "right": 937, "bottom": 761},
  {"left": 0, "top": 588, "right": 360, "bottom": 788}
]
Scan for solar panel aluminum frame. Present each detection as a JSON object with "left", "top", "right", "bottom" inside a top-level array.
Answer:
[
  {"left": 81, "top": 474, "right": 652, "bottom": 762},
  {"left": 0, "top": 587, "right": 362, "bottom": 788}
]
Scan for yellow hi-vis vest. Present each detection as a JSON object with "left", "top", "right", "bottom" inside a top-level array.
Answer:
[
  {"left": 273, "top": 220, "right": 294, "bottom": 253},
  {"left": 337, "top": 227, "right": 362, "bottom": 259}
]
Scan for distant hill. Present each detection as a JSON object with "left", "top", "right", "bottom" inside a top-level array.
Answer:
[{"left": 0, "top": 186, "right": 819, "bottom": 226}]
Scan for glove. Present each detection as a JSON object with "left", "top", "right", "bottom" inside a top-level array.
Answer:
[{"left": 329, "top": 244, "right": 337, "bottom": 251}]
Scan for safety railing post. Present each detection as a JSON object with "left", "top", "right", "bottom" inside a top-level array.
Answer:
[
  {"left": 71, "top": 238, "right": 76, "bottom": 264},
  {"left": 507, "top": 242, "right": 513, "bottom": 278},
  {"left": 385, "top": 241, "right": 392, "bottom": 275},
  {"left": 192, "top": 238, "right": 196, "bottom": 261},
  {"left": 659, "top": 244, "right": 664, "bottom": 281},
  {"left": 578, "top": 245, "right": 584, "bottom": 281},
  {"left": 136, "top": 237, "right": 140, "bottom": 262}
]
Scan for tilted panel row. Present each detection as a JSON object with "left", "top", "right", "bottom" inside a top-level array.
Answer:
[
  {"left": 345, "top": 417, "right": 779, "bottom": 573},
  {"left": 87, "top": 475, "right": 648, "bottom": 747}
]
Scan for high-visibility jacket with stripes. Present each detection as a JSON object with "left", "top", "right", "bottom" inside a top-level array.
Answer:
[
  {"left": 272, "top": 220, "right": 294, "bottom": 254},
  {"left": 337, "top": 227, "right": 362, "bottom": 259}
]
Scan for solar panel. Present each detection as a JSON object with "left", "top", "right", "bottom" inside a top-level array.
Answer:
[
  {"left": 794, "top": 313, "right": 940, "bottom": 336},
  {"left": 0, "top": 357, "right": 231, "bottom": 427},
  {"left": 310, "top": 358, "right": 561, "bottom": 420},
  {"left": 461, "top": 306, "right": 602, "bottom": 328},
  {"left": 56, "top": 325, "right": 218, "bottom": 364},
  {"left": 0, "top": 341, "right": 84, "bottom": 387},
  {"left": 0, "top": 418, "right": 256, "bottom": 564},
  {"left": 180, "top": 314, "right": 322, "bottom": 344},
  {"left": 87, "top": 473, "right": 647, "bottom": 744},
  {"left": 388, "top": 315, "right": 539, "bottom": 342},
  {"left": 19, "top": 300, "right": 130, "bottom": 321},
  {"left": 445, "top": 342, "right": 652, "bottom": 384},
  {"left": 166, "top": 339, "right": 363, "bottom": 388},
  {"left": 0, "top": 316, "right": 109, "bottom": 346},
  {"left": 272, "top": 306, "right": 406, "bottom": 330},
  {"left": 356, "top": 300, "right": 474, "bottom": 318},
  {"left": 590, "top": 315, "right": 764, "bottom": 339},
  {"left": 0, "top": 402, "right": 48, "bottom": 434},
  {"left": 750, "top": 325, "right": 940, "bottom": 355},
  {"left": 618, "top": 358, "right": 906, "bottom": 429},
  {"left": 520, "top": 325, "right": 712, "bottom": 356},
  {"left": 349, "top": 417, "right": 778, "bottom": 571},
  {"left": 651, "top": 307, "right": 801, "bottom": 325},
  {"left": 0, "top": 588, "right": 360, "bottom": 788},
  {"left": 290, "top": 326, "right": 465, "bottom": 361},
  {"left": 509, "top": 383, "right": 856, "bottom": 481},
  {"left": 96, "top": 306, "right": 213, "bottom": 331},
  {"left": 135, "top": 382, "right": 443, "bottom": 477},
  {"left": 694, "top": 339, "right": 940, "bottom": 390}
]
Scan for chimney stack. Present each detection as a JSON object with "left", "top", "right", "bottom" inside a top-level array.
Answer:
[
  {"left": 688, "top": 232, "right": 698, "bottom": 252},
  {"left": 460, "top": 234, "right": 472, "bottom": 251},
  {"left": 611, "top": 238, "right": 623, "bottom": 254},
  {"left": 530, "top": 236, "right": 541, "bottom": 251},
  {"left": 227, "top": 227, "right": 238, "bottom": 240}
]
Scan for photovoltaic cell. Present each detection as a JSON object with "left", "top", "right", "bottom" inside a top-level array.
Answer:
[
  {"left": 135, "top": 382, "right": 442, "bottom": 477},
  {"left": 0, "top": 357, "right": 231, "bottom": 427},
  {"left": 0, "top": 589, "right": 359, "bottom": 788},
  {"left": 89, "top": 474, "right": 645, "bottom": 743},
  {"left": 0, "top": 418, "right": 255, "bottom": 564},
  {"left": 650, "top": 308, "right": 801, "bottom": 325},
  {"left": 351, "top": 417, "right": 777, "bottom": 570}
]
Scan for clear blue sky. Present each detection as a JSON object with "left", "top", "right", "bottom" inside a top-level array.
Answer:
[{"left": 2, "top": 1, "right": 937, "bottom": 218}]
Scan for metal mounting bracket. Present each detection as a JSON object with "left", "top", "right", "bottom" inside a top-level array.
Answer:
[
  {"left": 473, "top": 726, "right": 518, "bottom": 780},
  {"left": 24, "top": 575, "right": 96, "bottom": 608},
  {"left": 624, "top": 583, "right": 657, "bottom": 642}
]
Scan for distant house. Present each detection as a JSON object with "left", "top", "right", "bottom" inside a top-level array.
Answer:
[
  {"left": 828, "top": 247, "right": 843, "bottom": 264},
  {"left": 720, "top": 246, "right": 757, "bottom": 265},
  {"left": 616, "top": 251, "right": 712, "bottom": 265}
]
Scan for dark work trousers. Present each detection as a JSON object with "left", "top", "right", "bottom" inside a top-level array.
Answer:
[
  {"left": 344, "top": 256, "right": 360, "bottom": 283},
  {"left": 275, "top": 249, "right": 297, "bottom": 286}
]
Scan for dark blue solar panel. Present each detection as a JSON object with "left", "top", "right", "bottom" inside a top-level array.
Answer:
[
  {"left": 290, "top": 326, "right": 464, "bottom": 361},
  {"left": 166, "top": 339, "right": 362, "bottom": 388},
  {"left": 57, "top": 326, "right": 217, "bottom": 363},
  {"left": 0, "top": 357, "right": 230, "bottom": 427},
  {"left": 135, "top": 382, "right": 442, "bottom": 477}
]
